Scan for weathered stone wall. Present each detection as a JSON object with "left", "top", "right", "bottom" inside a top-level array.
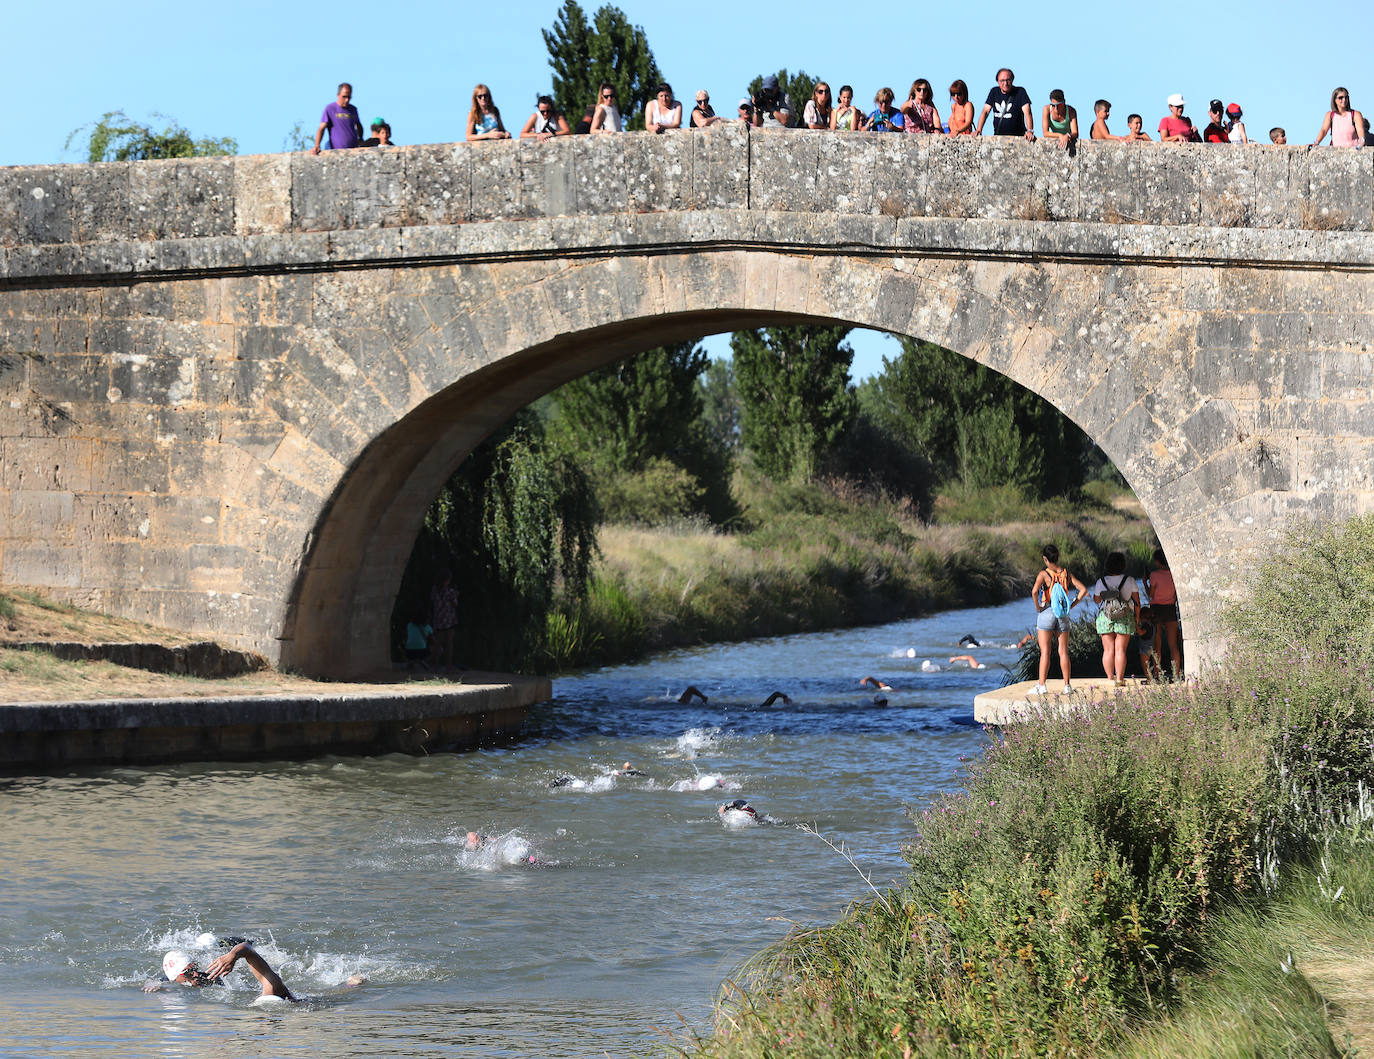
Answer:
[{"left": 2, "top": 133, "right": 1372, "bottom": 677}]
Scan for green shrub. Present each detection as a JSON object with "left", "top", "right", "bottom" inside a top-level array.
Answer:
[
  {"left": 0, "top": 594, "right": 14, "bottom": 621},
  {"left": 595, "top": 457, "right": 705, "bottom": 526}
]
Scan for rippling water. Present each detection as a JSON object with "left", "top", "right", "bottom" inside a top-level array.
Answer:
[{"left": 0, "top": 600, "right": 1031, "bottom": 1057}]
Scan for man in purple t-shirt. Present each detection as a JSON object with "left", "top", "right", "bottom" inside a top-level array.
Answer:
[{"left": 311, "top": 83, "right": 364, "bottom": 154}]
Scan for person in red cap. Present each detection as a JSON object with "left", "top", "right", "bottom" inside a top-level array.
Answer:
[{"left": 1225, "top": 103, "right": 1249, "bottom": 143}]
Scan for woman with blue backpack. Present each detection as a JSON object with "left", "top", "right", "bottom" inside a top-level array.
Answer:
[
  {"left": 1030, "top": 543, "right": 1088, "bottom": 695},
  {"left": 1091, "top": 551, "right": 1141, "bottom": 687}
]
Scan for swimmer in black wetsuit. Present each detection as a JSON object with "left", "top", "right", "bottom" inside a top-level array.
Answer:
[
  {"left": 859, "top": 676, "right": 893, "bottom": 690},
  {"left": 614, "top": 761, "right": 646, "bottom": 776},
  {"left": 678, "top": 686, "right": 708, "bottom": 704},
  {"left": 147, "top": 942, "right": 301, "bottom": 1000},
  {"left": 759, "top": 691, "right": 792, "bottom": 706},
  {"left": 958, "top": 635, "right": 980, "bottom": 648}
]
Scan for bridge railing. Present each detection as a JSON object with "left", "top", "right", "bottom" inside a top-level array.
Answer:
[{"left": 2, "top": 130, "right": 1370, "bottom": 264}]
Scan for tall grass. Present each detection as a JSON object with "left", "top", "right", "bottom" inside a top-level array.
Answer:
[
  {"left": 680, "top": 516, "right": 1374, "bottom": 1058},
  {"left": 549, "top": 476, "right": 1153, "bottom": 672}
]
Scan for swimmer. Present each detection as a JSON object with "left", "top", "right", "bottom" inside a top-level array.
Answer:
[
  {"left": 920, "top": 659, "right": 942, "bottom": 672},
  {"left": 759, "top": 691, "right": 792, "bottom": 706},
  {"left": 859, "top": 676, "right": 893, "bottom": 690},
  {"left": 614, "top": 762, "right": 646, "bottom": 777},
  {"left": 678, "top": 685, "right": 708, "bottom": 704},
  {"left": 1016, "top": 633, "right": 1034, "bottom": 649},
  {"left": 871, "top": 693, "right": 889, "bottom": 706},
  {"left": 718, "top": 798, "right": 758, "bottom": 822},
  {"left": 147, "top": 942, "right": 306, "bottom": 999},
  {"left": 465, "top": 830, "right": 492, "bottom": 850},
  {"left": 948, "top": 655, "right": 986, "bottom": 669},
  {"left": 958, "top": 635, "right": 980, "bottom": 648},
  {"left": 548, "top": 775, "right": 577, "bottom": 789}
]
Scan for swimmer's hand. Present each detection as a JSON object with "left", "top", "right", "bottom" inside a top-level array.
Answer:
[
  {"left": 204, "top": 942, "right": 247, "bottom": 981},
  {"left": 142, "top": 980, "right": 167, "bottom": 992}
]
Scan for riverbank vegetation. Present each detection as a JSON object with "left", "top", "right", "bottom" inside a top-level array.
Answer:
[
  {"left": 675, "top": 516, "right": 1374, "bottom": 1058},
  {"left": 391, "top": 329, "right": 1154, "bottom": 672}
]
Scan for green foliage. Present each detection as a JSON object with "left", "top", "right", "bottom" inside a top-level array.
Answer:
[
  {"left": 745, "top": 69, "right": 818, "bottom": 126},
  {"left": 548, "top": 342, "right": 733, "bottom": 524},
  {"left": 731, "top": 326, "right": 857, "bottom": 484},
  {"left": 67, "top": 111, "right": 236, "bottom": 162},
  {"left": 282, "top": 121, "right": 314, "bottom": 152},
  {"left": 391, "top": 410, "right": 598, "bottom": 671},
  {"left": 1225, "top": 513, "right": 1374, "bottom": 672},
  {"left": 0, "top": 594, "right": 14, "bottom": 621},
  {"left": 542, "top": 0, "right": 662, "bottom": 130},
  {"left": 863, "top": 338, "right": 1097, "bottom": 501},
  {"left": 697, "top": 358, "right": 741, "bottom": 453}
]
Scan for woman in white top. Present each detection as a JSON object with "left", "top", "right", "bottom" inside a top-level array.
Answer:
[
  {"left": 645, "top": 83, "right": 682, "bottom": 133},
  {"left": 589, "top": 82, "right": 623, "bottom": 133},
  {"left": 830, "top": 85, "right": 861, "bottom": 131},
  {"left": 1091, "top": 552, "right": 1140, "bottom": 686}
]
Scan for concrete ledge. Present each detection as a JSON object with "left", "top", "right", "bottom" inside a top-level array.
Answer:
[
  {"left": 974, "top": 678, "right": 1149, "bottom": 725},
  {"left": 0, "top": 671, "right": 549, "bottom": 770}
]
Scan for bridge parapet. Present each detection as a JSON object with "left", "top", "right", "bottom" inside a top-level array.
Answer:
[{"left": 3, "top": 132, "right": 1370, "bottom": 274}]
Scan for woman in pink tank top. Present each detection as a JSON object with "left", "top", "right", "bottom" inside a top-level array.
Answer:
[{"left": 1311, "top": 86, "right": 1367, "bottom": 146}]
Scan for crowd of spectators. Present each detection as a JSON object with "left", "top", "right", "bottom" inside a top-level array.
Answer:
[{"left": 308, "top": 74, "right": 1371, "bottom": 152}]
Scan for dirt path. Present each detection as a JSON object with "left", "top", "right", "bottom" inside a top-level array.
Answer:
[{"left": 1303, "top": 954, "right": 1374, "bottom": 1054}]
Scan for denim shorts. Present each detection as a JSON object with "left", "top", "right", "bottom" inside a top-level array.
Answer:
[{"left": 1036, "top": 609, "right": 1072, "bottom": 633}]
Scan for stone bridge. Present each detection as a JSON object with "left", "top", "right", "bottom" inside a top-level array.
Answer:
[{"left": 2, "top": 130, "right": 1372, "bottom": 677}]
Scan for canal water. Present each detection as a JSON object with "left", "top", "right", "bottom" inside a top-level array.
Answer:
[{"left": 0, "top": 600, "right": 1030, "bottom": 1058}]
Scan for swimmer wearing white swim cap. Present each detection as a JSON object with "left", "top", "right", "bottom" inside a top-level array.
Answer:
[{"left": 147, "top": 941, "right": 295, "bottom": 1000}]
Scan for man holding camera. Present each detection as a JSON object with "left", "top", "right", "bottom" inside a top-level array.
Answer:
[{"left": 751, "top": 74, "right": 793, "bottom": 128}]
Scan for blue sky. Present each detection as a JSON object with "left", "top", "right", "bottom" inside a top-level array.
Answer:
[{"left": 12, "top": 0, "right": 1371, "bottom": 377}]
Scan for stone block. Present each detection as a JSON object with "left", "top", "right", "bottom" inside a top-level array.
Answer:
[
  {"left": 1291, "top": 148, "right": 1374, "bottom": 231},
  {"left": 290, "top": 151, "right": 355, "bottom": 232},
  {"left": 1199, "top": 146, "right": 1297, "bottom": 229},
  {"left": 89, "top": 441, "right": 171, "bottom": 494},
  {"left": 691, "top": 123, "right": 749, "bottom": 209},
  {"left": 404, "top": 144, "right": 470, "bottom": 225},
  {"left": 0, "top": 166, "right": 74, "bottom": 246},
  {"left": 571, "top": 134, "right": 630, "bottom": 215},
  {"left": 815, "top": 134, "right": 877, "bottom": 214},
  {"left": 25, "top": 353, "right": 107, "bottom": 404},
  {"left": 70, "top": 163, "right": 133, "bottom": 243},
  {"left": 627, "top": 132, "right": 692, "bottom": 213},
  {"left": 469, "top": 140, "right": 539, "bottom": 220},
  {"left": 2, "top": 544, "right": 83, "bottom": 587},
  {"left": 1075, "top": 141, "right": 1201, "bottom": 225},
  {"left": 233, "top": 153, "right": 292, "bottom": 235},
  {"left": 129, "top": 158, "right": 235, "bottom": 240},
  {"left": 749, "top": 130, "right": 822, "bottom": 213}
]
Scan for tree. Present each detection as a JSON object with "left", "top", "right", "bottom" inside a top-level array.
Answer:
[
  {"left": 66, "top": 111, "right": 236, "bottom": 162},
  {"left": 391, "top": 410, "right": 598, "bottom": 672},
  {"left": 746, "top": 69, "right": 819, "bottom": 126},
  {"left": 698, "top": 358, "right": 741, "bottom": 453},
  {"left": 548, "top": 342, "right": 733, "bottom": 523},
  {"left": 731, "top": 326, "right": 857, "bottom": 483},
  {"left": 543, "top": 1, "right": 662, "bottom": 131},
  {"left": 864, "top": 338, "right": 1095, "bottom": 498}
]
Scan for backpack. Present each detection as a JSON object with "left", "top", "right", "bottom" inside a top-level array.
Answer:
[
  {"left": 1099, "top": 575, "right": 1134, "bottom": 623},
  {"left": 1050, "top": 581, "right": 1071, "bottom": 618}
]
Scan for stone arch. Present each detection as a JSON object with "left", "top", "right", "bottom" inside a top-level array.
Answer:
[{"left": 281, "top": 247, "right": 1213, "bottom": 677}]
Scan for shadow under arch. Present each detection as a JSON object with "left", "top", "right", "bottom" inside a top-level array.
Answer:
[{"left": 279, "top": 251, "right": 1177, "bottom": 679}]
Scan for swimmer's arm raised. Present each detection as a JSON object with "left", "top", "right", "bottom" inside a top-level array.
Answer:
[{"left": 205, "top": 942, "right": 293, "bottom": 999}]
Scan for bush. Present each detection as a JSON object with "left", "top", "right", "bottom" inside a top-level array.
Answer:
[{"left": 595, "top": 457, "right": 705, "bottom": 526}]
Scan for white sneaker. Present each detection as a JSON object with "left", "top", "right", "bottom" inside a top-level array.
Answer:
[
  {"left": 1062, "top": 683, "right": 1074, "bottom": 693},
  {"left": 1029, "top": 684, "right": 1048, "bottom": 695}
]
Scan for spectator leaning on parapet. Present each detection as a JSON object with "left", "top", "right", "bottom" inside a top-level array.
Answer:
[
  {"left": 312, "top": 82, "right": 364, "bottom": 154},
  {"left": 975, "top": 68, "right": 1035, "bottom": 141},
  {"left": 803, "top": 82, "right": 833, "bottom": 129},
  {"left": 589, "top": 82, "right": 623, "bottom": 133},
  {"left": 832, "top": 86, "right": 862, "bottom": 131},
  {"left": 867, "top": 87, "right": 904, "bottom": 132},
  {"left": 1202, "top": 99, "right": 1230, "bottom": 143},
  {"left": 1269, "top": 126, "right": 1287, "bottom": 144},
  {"left": 1225, "top": 103, "right": 1248, "bottom": 144},
  {"left": 645, "top": 83, "right": 683, "bottom": 132},
  {"left": 520, "top": 95, "right": 571, "bottom": 141},
  {"left": 737, "top": 98, "right": 757, "bottom": 126},
  {"left": 1124, "top": 113, "right": 1152, "bottom": 142},
  {"left": 753, "top": 75, "right": 793, "bottom": 128},
  {"left": 691, "top": 91, "right": 724, "bottom": 128},
  {"left": 900, "top": 79, "right": 943, "bottom": 134},
  {"left": 1311, "top": 86, "right": 1367, "bottom": 146},
  {"left": 1041, "top": 88, "right": 1077, "bottom": 149},
  {"left": 947, "top": 81, "right": 974, "bottom": 135},
  {"left": 1158, "top": 93, "right": 1200, "bottom": 142},
  {"left": 1090, "top": 99, "right": 1123, "bottom": 141},
  {"left": 467, "top": 84, "right": 510, "bottom": 141}
]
